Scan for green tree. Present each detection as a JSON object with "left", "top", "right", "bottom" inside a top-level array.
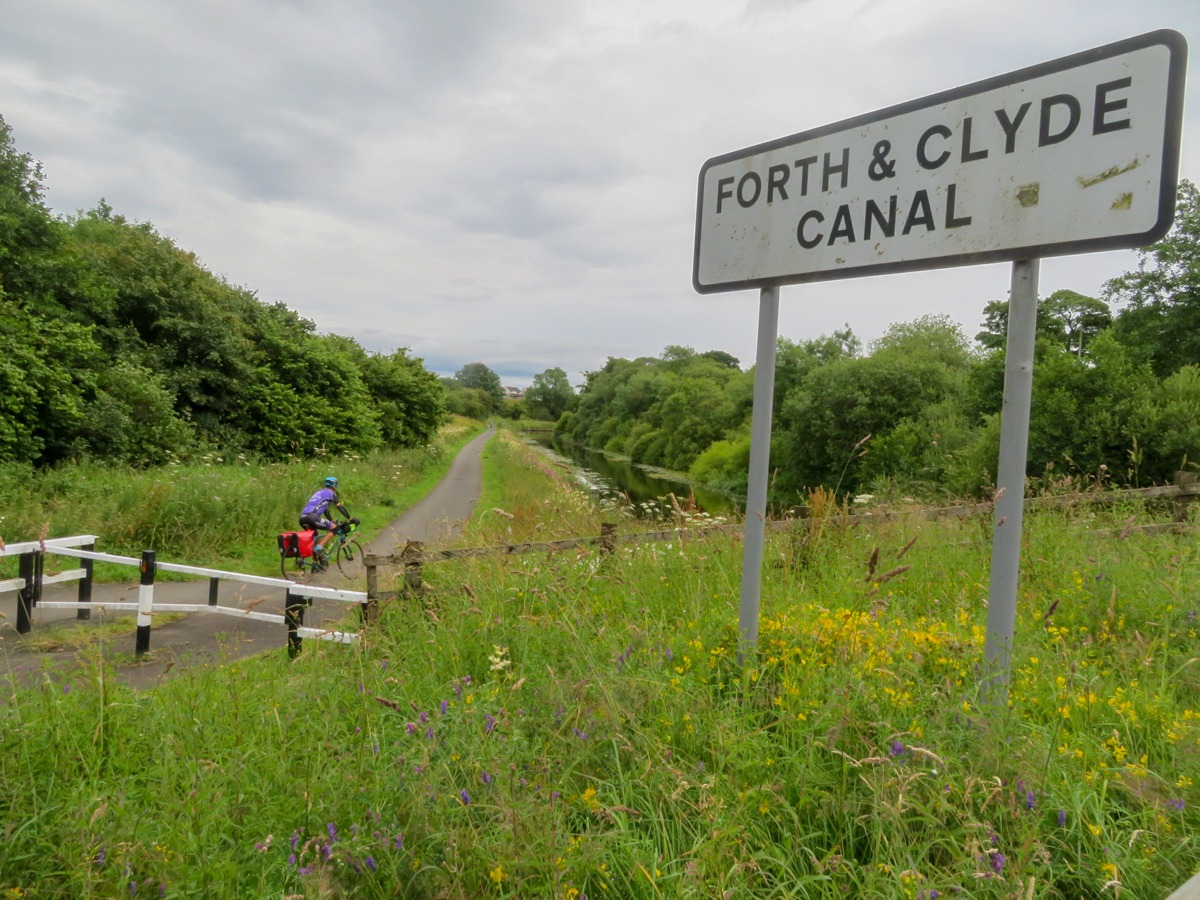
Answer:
[
  {"left": 0, "top": 115, "right": 69, "bottom": 308},
  {"left": 77, "top": 360, "right": 195, "bottom": 465},
  {"left": 1042, "top": 290, "right": 1113, "bottom": 357},
  {"left": 774, "top": 317, "right": 973, "bottom": 498},
  {"left": 1131, "top": 365, "right": 1200, "bottom": 482},
  {"left": 454, "top": 362, "right": 504, "bottom": 411},
  {"left": 1106, "top": 179, "right": 1200, "bottom": 376},
  {"left": 523, "top": 367, "right": 576, "bottom": 421},
  {"left": 360, "top": 349, "right": 446, "bottom": 447},
  {"left": 0, "top": 305, "right": 102, "bottom": 464},
  {"left": 976, "top": 290, "right": 1111, "bottom": 356}
]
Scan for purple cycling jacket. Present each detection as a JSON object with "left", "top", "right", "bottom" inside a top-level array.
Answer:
[{"left": 302, "top": 488, "right": 338, "bottom": 518}]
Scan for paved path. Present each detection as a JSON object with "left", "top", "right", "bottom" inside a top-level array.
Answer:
[{"left": 0, "top": 426, "right": 493, "bottom": 690}]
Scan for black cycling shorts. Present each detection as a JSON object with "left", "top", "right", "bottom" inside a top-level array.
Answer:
[{"left": 299, "top": 513, "right": 335, "bottom": 532}]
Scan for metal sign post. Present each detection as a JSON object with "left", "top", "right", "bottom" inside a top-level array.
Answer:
[
  {"left": 738, "top": 285, "right": 780, "bottom": 662},
  {"left": 982, "top": 259, "right": 1040, "bottom": 705}
]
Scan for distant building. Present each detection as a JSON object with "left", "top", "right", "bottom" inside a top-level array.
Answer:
[{"left": 504, "top": 386, "right": 524, "bottom": 400}]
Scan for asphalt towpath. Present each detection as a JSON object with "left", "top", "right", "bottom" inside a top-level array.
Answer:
[{"left": 0, "top": 426, "right": 494, "bottom": 691}]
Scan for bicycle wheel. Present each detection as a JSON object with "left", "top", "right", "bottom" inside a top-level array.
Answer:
[
  {"left": 281, "top": 555, "right": 309, "bottom": 582},
  {"left": 336, "top": 539, "right": 363, "bottom": 576}
]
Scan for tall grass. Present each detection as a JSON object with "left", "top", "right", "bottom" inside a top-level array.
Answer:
[{"left": 0, "top": 433, "right": 1197, "bottom": 897}]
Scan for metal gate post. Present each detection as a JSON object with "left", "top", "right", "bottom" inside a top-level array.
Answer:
[
  {"left": 16, "top": 552, "right": 36, "bottom": 634},
  {"left": 286, "top": 589, "right": 305, "bottom": 658},
  {"left": 77, "top": 541, "right": 95, "bottom": 620}
]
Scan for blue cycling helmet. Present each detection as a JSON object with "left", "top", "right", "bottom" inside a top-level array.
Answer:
[{"left": 323, "top": 476, "right": 339, "bottom": 488}]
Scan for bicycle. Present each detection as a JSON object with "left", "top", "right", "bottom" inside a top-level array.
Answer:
[{"left": 279, "top": 518, "right": 362, "bottom": 581}]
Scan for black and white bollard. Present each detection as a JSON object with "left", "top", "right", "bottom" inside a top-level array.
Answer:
[{"left": 135, "top": 550, "right": 156, "bottom": 656}]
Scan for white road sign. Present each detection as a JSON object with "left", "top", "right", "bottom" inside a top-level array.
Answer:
[{"left": 693, "top": 30, "right": 1187, "bottom": 293}]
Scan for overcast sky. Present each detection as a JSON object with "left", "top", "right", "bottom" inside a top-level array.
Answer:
[{"left": 3, "top": 1, "right": 1198, "bottom": 387}]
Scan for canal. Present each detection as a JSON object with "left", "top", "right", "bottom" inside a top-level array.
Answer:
[{"left": 524, "top": 432, "right": 740, "bottom": 518}]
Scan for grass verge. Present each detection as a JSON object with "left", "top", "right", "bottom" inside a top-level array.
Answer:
[{"left": 0, "top": 436, "right": 1197, "bottom": 898}]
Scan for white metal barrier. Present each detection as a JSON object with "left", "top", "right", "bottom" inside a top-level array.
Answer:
[{"left": 1, "top": 536, "right": 369, "bottom": 657}]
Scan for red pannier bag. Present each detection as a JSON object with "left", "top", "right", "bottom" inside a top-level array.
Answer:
[{"left": 278, "top": 530, "right": 316, "bottom": 559}]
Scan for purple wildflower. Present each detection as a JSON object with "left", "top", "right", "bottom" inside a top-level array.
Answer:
[
  {"left": 419, "top": 711, "right": 429, "bottom": 723},
  {"left": 573, "top": 727, "right": 589, "bottom": 740},
  {"left": 460, "top": 789, "right": 472, "bottom": 805},
  {"left": 1025, "top": 790, "right": 1036, "bottom": 810},
  {"left": 289, "top": 854, "right": 297, "bottom": 867},
  {"left": 327, "top": 822, "right": 337, "bottom": 841},
  {"left": 1058, "top": 808, "right": 1067, "bottom": 827},
  {"left": 481, "top": 771, "right": 493, "bottom": 785},
  {"left": 96, "top": 846, "right": 107, "bottom": 866},
  {"left": 485, "top": 714, "right": 496, "bottom": 734},
  {"left": 130, "top": 882, "right": 137, "bottom": 895},
  {"left": 393, "top": 833, "right": 404, "bottom": 849},
  {"left": 425, "top": 725, "right": 434, "bottom": 740},
  {"left": 440, "top": 699, "right": 449, "bottom": 716},
  {"left": 1170, "top": 798, "right": 1186, "bottom": 811},
  {"left": 406, "top": 722, "right": 416, "bottom": 735},
  {"left": 298, "top": 865, "right": 314, "bottom": 876},
  {"left": 291, "top": 831, "right": 300, "bottom": 851},
  {"left": 989, "top": 851, "right": 1005, "bottom": 875},
  {"left": 366, "top": 856, "right": 377, "bottom": 872},
  {"left": 889, "top": 740, "right": 907, "bottom": 759}
]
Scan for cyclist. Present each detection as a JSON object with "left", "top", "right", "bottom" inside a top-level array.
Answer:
[{"left": 300, "top": 476, "right": 351, "bottom": 570}]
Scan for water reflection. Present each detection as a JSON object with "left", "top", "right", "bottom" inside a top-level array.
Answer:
[{"left": 525, "top": 433, "right": 740, "bottom": 518}]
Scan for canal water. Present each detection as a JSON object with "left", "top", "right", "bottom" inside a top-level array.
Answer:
[{"left": 524, "top": 433, "right": 740, "bottom": 518}]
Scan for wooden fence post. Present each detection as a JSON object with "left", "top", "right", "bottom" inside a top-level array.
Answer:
[
  {"left": 600, "top": 523, "right": 617, "bottom": 554},
  {"left": 363, "top": 559, "right": 379, "bottom": 625},
  {"left": 1174, "top": 471, "right": 1196, "bottom": 522},
  {"left": 403, "top": 542, "right": 424, "bottom": 594}
]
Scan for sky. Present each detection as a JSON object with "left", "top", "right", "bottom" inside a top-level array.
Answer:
[{"left": 3, "top": 1, "right": 1198, "bottom": 388}]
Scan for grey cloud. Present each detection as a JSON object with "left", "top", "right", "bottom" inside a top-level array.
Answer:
[{"left": 3, "top": 1, "right": 570, "bottom": 203}]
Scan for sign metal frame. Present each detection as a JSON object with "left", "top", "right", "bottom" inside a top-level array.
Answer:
[{"left": 694, "top": 29, "right": 1187, "bottom": 294}]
